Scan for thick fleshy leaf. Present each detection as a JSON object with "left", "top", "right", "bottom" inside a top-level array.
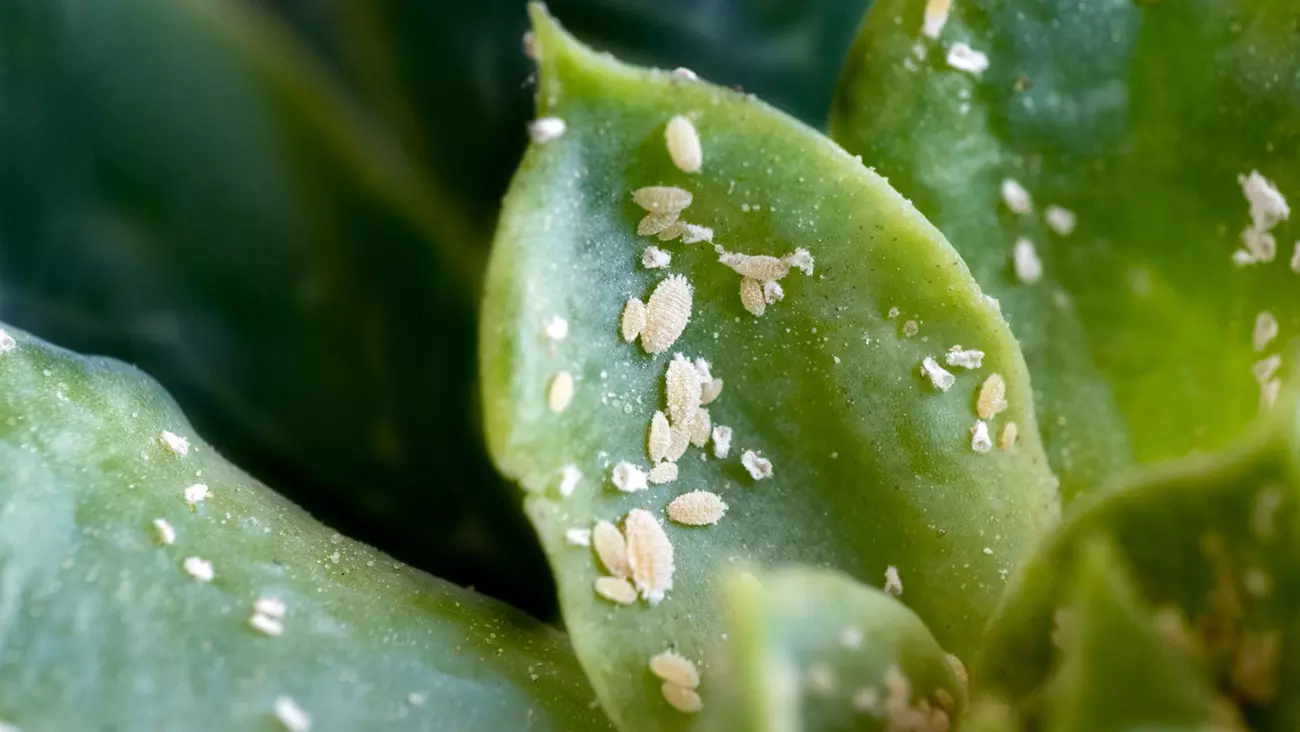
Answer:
[
  {"left": 700, "top": 566, "right": 966, "bottom": 732},
  {"left": 0, "top": 323, "right": 610, "bottom": 731},
  {"left": 264, "top": 0, "right": 874, "bottom": 229},
  {"left": 0, "top": 0, "right": 552, "bottom": 613},
  {"left": 481, "top": 6, "right": 1057, "bottom": 729},
  {"left": 831, "top": 0, "right": 1300, "bottom": 501},
  {"left": 980, "top": 387, "right": 1300, "bottom": 729}
]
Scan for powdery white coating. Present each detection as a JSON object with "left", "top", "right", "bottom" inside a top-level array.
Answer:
[
  {"left": 160, "top": 431, "right": 190, "bottom": 456},
  {"left": 642, "top": 245, "right": 672, "bottom": 269},
  {"left": 558, "top": 464, "right": 582, "bottom": 498},
  {"left": 667, "top": 491, "right": 728, "bottom": 526},
  {"left": 665, "top": 115, "right": 703, "bottom": 173},
  {"left": 1254, "top": 311, "right": 1279, "bottom": 352},
  {"left": 1253, "top": 355, "right": 1282, "bottom": 384},
  {"left": 666, "top": 423, "right": 692, "bottom": 462},
  {"left": 183, "top": 556, "right": 214, "bottom": 582},
  {"left": 679, "top": 223, "right": 714, "bottom": 244},
  {"left": 712, "top": 425, "right": 732, "bottom": 458},
  {"left": 1242, "top": 228, "right": 1277, "bottom": 262},
  {"left": 548, "top": 371, "right": 575, "bottom": 413},
  {"left": 970, "top": 420, "right": 993, "bottom": 453},
  {"left": 739, "top": 277, "right": 766, "bottom": 317},
  {"left": 624, "top": 509, "right": 675, "bottom": 605},
  {"left": 612, "top": 461, "right": 649, "bottom": 493},
  {"left": 947, "top": 42, "right": 989, "bottom": 74},
  {"left": 700, "top": 378, "right": 724, "bottom": 406},
  {"left": 595, "top": 576, "right": 638, "bottom": 604},
  {"left": 565, "top": 527, "right": 592, "bottom": 547},
  {"left": 621, "top": 298, "right": 647, "bottom": 342},
  {"left": 977, "top": 373, "right": 1008, "bottom": 419},
  {"left": 249, "top": 612, "right": 285, "bottom": 637},
  {"left": 256, "top": 596, "right": 287, "bottom": 619},
  {"left": 884, "top": 566, "right": 903, "bottom": 597},
  {"left": 692, "top": 358, "right": 714, "bottom": 383},
  {"left": 945, "top": 346, "right": 984, "bottom": 369},
  {"left": 1239, "top": 170, "right": 1290, "bottom": 232},
  {"left": 841, "top": 626, "right": 864, "bottom": 650},
  {"left": 542, "top": 316, "right": 568, "bottom": 342},
  {"left": 1013, "top": 237, "right": 1043, "bottom": 283},
  {"left": 719, "top": 252, "right": 790, "bottom": 281},
  {"left": 921, "top": 357, "right": 956, "bottom": 391},
  {"left": 649, "top": 411, "right": 673, "bottom": 463},
  {"left": 527, "top": 117, "right": 566, "bottom": 144},
  {"left": 638, "top": 211, "right": 680, "bottom": 236},
  {"left": 650, "top": 650, "right": 701, "bottom": 688},
  {"left": 0, "top": 330, "right": 15, "bottom": 355},
  {"left": 672, "top": 67, "right": 698, "bottom": 80},
  {"left": 763, "top": 280, "right": 785, "bottom": 305},
  {"left": 784, "top": 248, "right": 815, "bottom": 276},
  {"left": 152, "top": 518, "right": 176, "bottom": 545},
  {"left": 740, "top": 450, "right": 773, "bottom": 480},
  {"left": 1001, "top": 179, "right": 1033, "bottom": 214},
  {"left": 274, "top": 695, "right": 312, "bottom": 732},
  {"left": 660, "top": 682, "right": 703, "bottom": 714},
  {"left": 689, "top": 409, "right": 712, "bottom": 448},
  {"left": 633, "top": 186, "right": 693, "bottom": 214},
  {"left": 648, "top": 462, "right": 679, "bottom": 485},
  {"left": 522, "top": 31, "right": 538, "bottom": 60},
  {"left": 642, "top": 275, "right": 694, "bottom": 355},
  {"left": 593, "top": 521, "right": 631, "bottom": 578},
  {"left": 666, "top": 353, "right": 703, "bottom": 426},
  {"left": 1234, "top": 248, "right": 1259, "bottom": 267},
  {"left": 999, "top": 421, "right": 1018, "bottom": 450},
  {"left": 921, "top": 0, "right": 952, "bottom": 38},
  {"left": 184, "top": 483, "right": 210, "bottom": 506},
  {"left": 1045, "top": 205, "right": 1077, "bottom": 235},
  {"left": 1292, "top": 242, "right": 1300, "bottom": 273}
]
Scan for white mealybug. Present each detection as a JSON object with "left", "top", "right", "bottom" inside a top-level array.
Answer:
[
  {"left": 718, "top": 252, "right": 791, "bottom": 281},
  {"left": 0, "top": 329, "right": 15, "bottom": 355},
  {"left": 660, "top": 682, "right": 703, "bottom": 714},
  {"left": 740, "top": 450, "right": 773, "bottom": 480},
  {"left": 763, "top": 280, "right": 784, "bottom": 305},
  {"left": 665, "top": 115, "right": 703, "bottom": 173},
  {"left": 650, "top": 650, "right": 701, "bottom": 688},
  {"left": 946, "top": 42, "right": 990, "bottom": 75},
  {"left": 945, "top": 346, "right": 985, "bottom": 369},
  {"left": 1253, "top": 355, "right": 1282, "bottom": 384},
  {"left": 274, "top": 695, "right": 312, "bottom": 732},
  {"left": 976, "top": 373, "right": 1008, "bottom": 419},
  {"left": 700, "top": 378, "right": 724, "bottom": 406},
  {"left": 542, "top": 316, "right": 568, "bottom": 342},
  {"left": 1000, "top": 178, "right": 1033, "bottom": 214},
  {"left": 642, "top": 275, "right": 694, "bottom": 355},
  {"left": 611, "top": 461, "right": 649, "bottom": 493},
  {"left": 999, "top": 422, "right": 1018, "bottom": 450},
  {"left": 1239, "top": 170, "right": 1290, "bottom": 232},
  {"left": 624, "top": 509, "right": 675, "bottom": 605},
  {"left": 622, "top": 298, "right": 648, "bottom": 342},
  {"left": 784, "top": 248, "right": 815, "bottom": 276},
  {"left": 595, "top": 576, "right": 638, "bottom": 605},
  {"left": 666, "top": 491, "right": 728, "bottom": 526},
  {"left": 565, "top": 527, "right": 593, "bottom": 547},
  {"left": 183, "top": 483, "right": 209, "bottom": 506},
  {"left": 1013, "top": 237, "right": 1043, "bottom": 283},
  {"left": 153, "top": 518, "right": 176, "bottom": 545},
  {"left": 679, "top": 223, "right": 714, "bottom": 244},
  {"left": 666, "top": 423, "right": 692, "bottom": 462},
  {"left": 711, "top": 425, "right": 733, "bottom": 459},
  {"left": 160, "top": 431, "right": 190, "bottom": 456},
  {"left": 739, "top": 277, "right": 766, "bottom": 317},
  {"left": 249, "top": 612, "right": 285, "bottom": 637},
  {"left": 649, "top": 411, "right": 673, "bottom": 463},
  {"left": 922, "top": 0, "right": 952, "bottom": 38},
  {"left": 633, "top": 186, "right": 694, "bottom": 214},
  {"left": 255, "top": 596, "right": 287, "bottom": 619},
  {"left": 558, "top": 464, "right": 582, "bottom": 498},
  {"left": 1254, "top": 311, "right": 1279, "bottom": 352},
  {"left": 1262, "top": 378, "right": 1282, "bottom": 411},
  {"left": 884, "top": 566, "right": 903, "bottom": 596},
  {"left": 1242, "top": 228, "right": 1277, "bottom": 262},
  {"left": 688, "top": 409, "right": 711, "bottom": 448},
  {"left": 548, "top": 371, "right": 575, "bottom": 413},
  {"left": 970, "top": 420, "right": 993, "bottom": 453},
  {"left": 665, "top": 353, "right": 703, "bottom": 426},
  {"left": 648, "top": 462, "right": 679, "bottom": 485},
  {"left": 1045, "top": 205, "right": 1077, "bottom": 235},
  {"left": 921, "top": 357, "right": 956, "bottom": 391},
  {"left": 593, "top": 520, "right": 631, "bottom": 578},
  {"left": 642, "top": 245, "right": 672, "bottom": 269},
  {"left": 527, "top": 117, "right": 566, "bottom": 144},
  {"left": 183, "top": 556, "right": 214, "bottom": 582},
  {"left": 639, "top": 211, "right": 681, "bottom": 237}
]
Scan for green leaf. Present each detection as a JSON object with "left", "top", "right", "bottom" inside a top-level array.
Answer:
[
  {"left": 481, "top": 6, "right": 1058, "bottom": 729},
  {"left": 700, "top": 566, "right": 966, "bottom": 732},
  {"left": 830, "top": 0, "right": 1300, "bottom": 501},
  {"left": 0, "top": 323, "right": 611, "bottom": 731},
  {"left": 979, "top": 387, "right": 1300, "bottom": 729},
  {"left": 0, "top": 0, "right": 552, "bottom": 613},
  {"left": 1043, "top": 540, "right": 1239, "bottom": 732}
]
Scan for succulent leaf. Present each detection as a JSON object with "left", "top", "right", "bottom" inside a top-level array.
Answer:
[
  {"left": 0, "top": 324, "right": 611, "bottom": 731},
  {"left": 831, "top": 0, "right": 1300, "bottom": 502},
  {"left": 481, "top": 5, "right": 1058, "bottom": 729}
]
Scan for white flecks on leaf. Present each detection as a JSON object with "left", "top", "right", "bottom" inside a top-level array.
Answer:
[
  {"left": 255, "top": 596, "right": 287, "bottom": 619},
  {"left": 542, "top": 316, "right": 568, "bottom": 342},
  {"left": 1013, "top": 237, "right": 1043, "bottom": 283},
  {"left": 884, "top": 566, "right": 903, "bottom": 597},
  {"left": 667, "top": 491, "right": 728, "bottom": 526},
  {"left": 648, "top": 462, "right": 680, "bottom": 485},
  {"left": 611, "top": 461, "right": 649, "bottom": 493},
  {"left": 841, "top": 626, "right": 864, "bottom": 650},
  {"left": 593, "top": 520, "right": 631, "bottom": 578},
  {"left": 711, "top": 425, "right": 732, "bottom": 458},
  {"left": 558, "top": 464, "right": 582, "bottom": 498},
  {"left": 624, "top": 509, "right": 675, "bottom": 605},
  {"left": 621, "top": 298, "right": 647, "bottom": 342},
  {"left": 806, "top": 663, "right": 838, "bottom": 696},
  {"left": 740, "top": 450, "right": 773, "bottom": 480},
  {"left": 160, "top": 431, "right": 190, "bottom": 456},
  {"left": 921, "top": 0, "right": 952, "bottom": 38},
  {"left": 183, "top": 556, "right": 214, "bottom": 582},
  {"left": 249, "top": 612, "right": 285, "bottom": 637},
  {"left": 920, "top": 357, "right": 956, "bottom": 391},
  {"left": 548, "top": 371, "right": 575, "bottom": 413},
  {"left": 660, "top": 682, "right": 703, "bottom": 714},
  {"left": 783, "top": 248, "right": 815, "bottom": 276},
  {"left": 970, "top": 420, "right": 993, "bottom": 453},
  {"left": 595, "top": 576, "right": 638, "bottom": 605},
  {"left": 666, "top": 353, "right": 703, "bottom": 426},
  {"left": 184, "top": 483, "right": 210, "bottom": 506},
  {"left": 1239, "top": 170, "right": 1290, "bottom": 233},
  {"left": 945, "top": 346, "right": 984, "bottom": 369},
  {"left": 152, "top": 518, "right": 176, "bottom": 545},
  {"left": 0, "top": 330, "right": 15, "bottom": 355},
  {"left": 976, "top": 373, "right": 1008, "bottom": 419},
  {"left": 739, "top": 277, "right": 766, "bottom": 317},
  {"left": 1000, "top": 179, "right": 1032, "bottom": 214},
  {"left": 565, "top": 527, "right": 592, "bottom": 547},
  {"left": 672, "top": 67, "right": 698, "bottom": 80},
  {"left": 633, "top": 186, "right": 693, "bottom": 214},
  {"left": 1253, "top": 355, "right": 1282, "bottom": 384},
  {"left": 642, "top": 275, "right": 694, "bottom": 355},
  {"left": 527, "top": 117, "right": 566, "bottom": 144},
  {"left": 642, "top": 245, "right": 672, "bottom": 269},
  {"left": 1261, "top": 378, "right": 1282, "bottom": 411},
  {"left": 521, "top": 31, "right": 538, "bottom": 60},
  {"left": 649, "top": 411, "right": 673, "bottom": 463},
  {"left": 999, "top": 421, "right": 1018, "bottom": 450},
  {"left": 665, "top": 115, "right": 703, "bottom": 173},
  {"left": 650, "top": 650, "right": 701, "bottom": 688},
  {"left": 1254, "top": 311, "right": 1279, "bottom": 352},
  {"left": 947, "top": 42, "right": 989, "bottom": 75},
  {"left": 1242, "top": 227, "right": 1277, "bottom": 262},
  {"left": 274, "top": 696, "right": 312, "bottom": 732},
  {"left": 1045, "top": 205, "right": 1077, "bottom": 235}
]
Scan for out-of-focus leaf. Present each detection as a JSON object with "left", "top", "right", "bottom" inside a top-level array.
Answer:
[
  {"left": 0, "top": 324, "right": 611, "bottom": 731},
  {"left": 0, "top": 0, "right": 553, "bottom": 614},
  {"left": 263, "top": 0, "right": 874, "bottom": 229},
  {"left": 831, "top": 0, "right": 1300, "bottom": 501},
  {"left": 700, "top": 566, "right": 966, "bottom": 732},
  {"left": 481, "top": 7, "right": 1058, "bottom": 729}
]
